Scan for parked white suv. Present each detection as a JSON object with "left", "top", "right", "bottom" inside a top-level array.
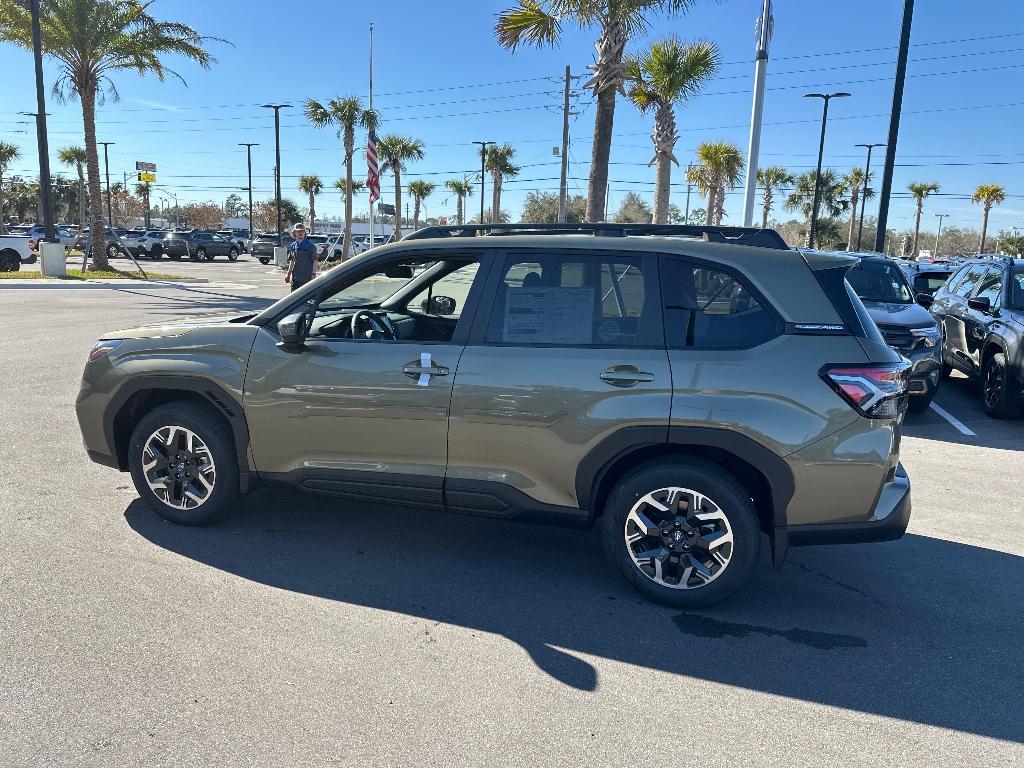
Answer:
[
  {"left": 123, "top": 230, "right": 169, "bottom": 259},
  {"left": 0, "top": 233, "right": 37, "bottom": 271}
]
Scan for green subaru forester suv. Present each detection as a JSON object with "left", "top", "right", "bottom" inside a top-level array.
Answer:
[{"left": 76, "top": 224, "right": 912, "bottom": 606}]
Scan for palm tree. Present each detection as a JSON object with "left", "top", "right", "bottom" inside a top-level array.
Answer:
[
  {"left": 0, "top": 141, "right": 19, "bottom": 233},
  {"left": 755, "top": 166, "right": 793, "bottom": 229},
  {"left": 444, "top": 178, "right": 474, "bottom": 225},
  {"left": 687, "top": 141, "right": 743, "bottom": 225},
  {"left": 0, "top": 0, "right": 219, "bottom": 268},
  {"left": 377, "top": 135, "right": 424, "bottom": 241},
  {"left": 842, "top": 167, "right": 874, "bottom": 251},
  {"left": 305, "top": 97, "right": 378, "bottom": 258},
  {"left": 625, "top": 38, "right": 719, "bottom": 224},
  {"left": 58, "top": 145, "right": 88, "bottom": 226},
  {"left": 972, "top": 183, "right": 1006, "bottom": 253},
  {"left": 907, "top": 181, "right": 940, "bottom": 256},
  {"left": 484, "top": 144, "right": 520, "bottom": 224},
  {"left": 785, "top": 170, "right": 849, "bottom": 245},
  {"left": 496, "top": 0, "right": 697, "bottom": 222},
  {"left": 407, "top": 180, "right": 436, "bottom": 231},
  {"left": 298, "top": 175, "right": 323, "bottom": 233}
]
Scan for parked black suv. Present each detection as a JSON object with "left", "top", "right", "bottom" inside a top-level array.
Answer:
[
  {"left": 929, "top": 256, "right": 1024, "bottom": 418},
  {"left": 251, "top": 233, "right": 294, "bottom": 265},
  {"left": 845, "top": 253, "right": 942, "bottom": 412},
  {"left": 162, "top": 231, "right": 240, "bottom": 262}
]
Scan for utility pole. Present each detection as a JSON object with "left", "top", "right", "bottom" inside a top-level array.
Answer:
[
  {"left": 805, "top": 92, "right": 850, "bottom": 249},
  {"left": 260, "top": 104, "right": 291, "bottom": 243},
  {"left": 472, "top": 141, "right": 494, "bottom": 224},
  {"left": 558, "top": 65, "right": 571, "bottom": 223},
  {"left": 742, "top": 0, "right": 773, "bottom": 227},
  {"left": 874, "top": 0, "right": 915, "bottom": 253},
  {"left": 27, "top": 0, "right": 55, "bottom": 242},
  {"left": 239, "top": 143, "right": 258, "bottom": 239},
  {"left": 854, "top": 142, "right": 885, "bottom": 250},
  {"left": 934, "top": 213, "right": 946, "bottom": 257},
  {"left": 99, "top": 142, "right": 115, "bottom": 227},
  {"left": 684, "top": 163, "right": 693, "bottom": 223}
]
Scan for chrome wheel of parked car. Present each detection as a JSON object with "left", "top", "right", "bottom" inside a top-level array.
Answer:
[
  {"left": 228, "top": 248, "right": 239, "bottom": 261},
  {"left": 624, "top": 486, "right": 734, "bottom": 590},
  {"left": 195, "top": 247, "right": 209, "bottom": 261},
  {"left": 142, "top": 425, "right": 217, "bottom": 510}
]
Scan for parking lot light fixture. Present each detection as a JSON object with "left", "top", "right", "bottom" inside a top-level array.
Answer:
[
  {"left": 472, "top": 141, "right": 495, "bottom": 224},
  {"left": 260, "top": 105, "right": 291, "bottom": 244},
  {"left": 238, "top": 143, "right": 259, "bottom": 240},
  {"left": 854, "top": 143, "right": 885, "bottom": 251},
  {"left": 804, "top": 92, "right": 850, "bottom": 249}
]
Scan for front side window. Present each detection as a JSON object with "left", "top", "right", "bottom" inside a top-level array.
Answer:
[
  {"left": 954, "top": 265, "right": 988, "bottom": 297},
  {"left": 846, "top": 260, "right": 913, "bottom": 303},
  {"left": 661, "top": 258, "right": 780, "bottom": 349},
  {"left": 485, "top": 254, "right": 657, "bottom": 346},
  {"left": 973, "top": 267, "right": 1002, "bottom": 306}
]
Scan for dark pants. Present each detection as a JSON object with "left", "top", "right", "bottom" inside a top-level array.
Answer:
[{"left": 290, "top": 279, "right": 308, "bottom": 293}]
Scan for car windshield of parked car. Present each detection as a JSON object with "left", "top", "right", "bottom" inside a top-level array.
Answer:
[{"left": 847, "top": 260, "right": 914, "bottom": 303}]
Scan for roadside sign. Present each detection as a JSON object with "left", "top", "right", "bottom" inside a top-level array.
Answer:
[
  {"left": 136, "top": 161, "right": 157, "bottom": 172},
  {"left": 138, "top": 172, "right": 156, "bottom": 183}
]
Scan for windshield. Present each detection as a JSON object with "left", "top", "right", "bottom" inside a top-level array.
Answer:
[{"left": 847, "top": 260, "right": 914, "bottom": 303}]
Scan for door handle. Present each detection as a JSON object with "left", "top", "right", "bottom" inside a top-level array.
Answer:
[
  {"left": 402, "top": 365, "right": 450, "bottom": 377},
  {"left": 600, "top": 365, "right": 655, "bottom": 387}
]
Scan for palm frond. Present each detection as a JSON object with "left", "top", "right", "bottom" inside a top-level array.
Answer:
[{"left": 495, "top": 0, "right": 562, "bottom": 51}]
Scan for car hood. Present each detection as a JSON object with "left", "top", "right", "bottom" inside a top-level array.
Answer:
[
  {"left": 863, "top": 301, "right": 936, "bottom": 328},
  {"left": 102, "top": 313, "right": 258, "bottom": 340}
]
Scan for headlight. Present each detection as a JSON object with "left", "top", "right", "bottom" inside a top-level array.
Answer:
[
  {"left": 89, "top": 339, "right": 123, "bottom": 361},
  {"left": 910, "top": 326, "right": 941, "bottom": 347}
]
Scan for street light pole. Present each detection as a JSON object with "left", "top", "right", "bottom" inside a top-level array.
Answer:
[
  {"left": 99, "top": 142, "right": 115, "bottom": 227},
  {"left": 27, "top": 0, "right": 55, "bottom": 242},
  {"left": 854, "top": 142, "right": 885, "bottom": 251},
  {"left": 742, "top": 0, "right": 773, "bottom": 227},
  {"left": 260, "top": 104, "right": 291, "bottom": 244},
  {"left": 934, "top": 213, "right": 946, "bottom": 257},
  {"left": 874, "top": 0, "right": 916, "bottom": 253},
  {"left": 472, "top": 141, "right": 494, "bottom": 224},
  {"left": 238, "top": 143, "right": 259, "bottom": 239},
  {"left": 804, "top": 92, "right": 850, "bottom": 249}
]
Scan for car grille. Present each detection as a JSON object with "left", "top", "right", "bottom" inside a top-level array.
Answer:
[{"left": 877, "top": 324, "right": 916, "bottom": 352}]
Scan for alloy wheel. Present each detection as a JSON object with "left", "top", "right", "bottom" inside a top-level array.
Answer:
[
  {"left": 142, "top": 425, "right": 217, "bottom": 510},
  {"left": 984, "top": 360, "right": 1004, "bottom": 409},
  {"left": 624, "top": 487, "right": 734, "bottom": 590}
]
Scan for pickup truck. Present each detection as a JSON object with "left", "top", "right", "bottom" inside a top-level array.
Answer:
[{"left": 0, "top": 234, "right": 36, "bottom": 272}]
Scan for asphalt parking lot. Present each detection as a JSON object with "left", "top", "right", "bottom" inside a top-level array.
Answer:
[{"left": 1, "top": 263, "right": 1022, "bottom": 767}]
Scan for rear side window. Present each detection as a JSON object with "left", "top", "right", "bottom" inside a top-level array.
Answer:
[
  {"left": 974, "top": 267, "right": 1002, "bottom": 306},
  {"left": 485, "top": 254, "right": 660, "bottom": 346},
  {"left": 661, "top": 258, "right": 781, "bottom": 349}
]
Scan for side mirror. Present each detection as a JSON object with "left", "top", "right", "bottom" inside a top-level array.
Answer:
[
  {"left": 967, "top": 296, "right": 991, "bottom": 313},
  {"left": 915, "top": 292, "right": 934, "bottom": 308},
  {"left": 277, "top": 311, "right": 308, "bottom": 350},
  {"left": 384, "top": 264, "right": 414, "bottom": 279},
  {"left": 422, "top": 295, "right": 456, "bottom": 316}
]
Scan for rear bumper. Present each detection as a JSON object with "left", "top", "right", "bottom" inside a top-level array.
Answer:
[{"left": 787, "top": 463, "right": 911, "bottom": 546}]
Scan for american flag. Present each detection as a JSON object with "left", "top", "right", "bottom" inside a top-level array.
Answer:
[{"left": 366, "top": 129, "right": 380, "bottom": 205}]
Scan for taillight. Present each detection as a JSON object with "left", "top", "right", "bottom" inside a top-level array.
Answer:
[{"left": 821, "top": 362, "right": 910, "bottom": 419}]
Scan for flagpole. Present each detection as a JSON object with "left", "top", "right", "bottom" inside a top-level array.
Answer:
[{"left": 368, "top": 22, "right": 375, "bottom": 248}]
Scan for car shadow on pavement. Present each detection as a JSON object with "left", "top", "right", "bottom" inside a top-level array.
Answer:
[{"left": 125, "top": 489, "right": 1024, "bottom": 744}]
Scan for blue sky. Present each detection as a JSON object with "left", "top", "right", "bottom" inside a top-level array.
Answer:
[{"left": 1, "top": 0, "right": 1023, "bottom": 233}]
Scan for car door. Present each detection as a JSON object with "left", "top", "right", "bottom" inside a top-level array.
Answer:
[
  {"left": 446, "top": 249, "right": 671, "bottom": 518},
  {"left": 243, "top": 250, "right": 487, "bottom": 509},
  {"left": 963, "top": 266, "right": 1003, "bottom": 370},
  {"left": 939, "top": 264, "right": 988, "bottom": 374}
]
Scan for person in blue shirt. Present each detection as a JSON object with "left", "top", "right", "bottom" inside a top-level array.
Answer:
[{"left": 284, "top": 224, "right": 320, "bottom": 292}]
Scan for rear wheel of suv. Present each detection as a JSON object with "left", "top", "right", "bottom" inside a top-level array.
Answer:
[
  {"left": 128, "top": 401, "right": 239, "bottom": 525},
  {"left": 194, "top": 247, "right": 209, "bottom": 262},
  {"left": 600, "top": 458, "right": 760, "bottom": 607},
  {"left": 982, "top": 352, "right": 1021, "bottom": 419},
  {"left": 258, "top": 257, "right": 271, "bottom": 265},
  {"left": 0, "top": 250, "right": 19, "bottom": 272},
  {"left": 149, "top": 244, "right": 162, "bottom": 260},
  {"left": 106, "top": 243, "right": 119, "bottom": 259}
]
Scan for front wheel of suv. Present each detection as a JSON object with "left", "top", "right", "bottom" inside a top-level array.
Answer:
[
  {"left": 193, "top": 247, "right": 209, "bottom": 262},
  {"left": 600, "top": 458, "right": 760, "bottom": 607},
  {"left": 982, "top": 352, "right": 1021, "bottom": 419},
  {"left": 258, "top": 257, "right": 271, "bottom": 265},
  {"left": 227, "top": 248, "right": 239, "bottom": 261},
  {"left": 127, "top": 401, "right": 239, "bottom": 525},
  {"left": 908, "top": 395, "right": 933, "bottom": 413}
]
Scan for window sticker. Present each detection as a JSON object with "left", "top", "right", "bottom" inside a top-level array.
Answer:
[{"left": 503, "top": 288, "right": 595, "bottom": 344}]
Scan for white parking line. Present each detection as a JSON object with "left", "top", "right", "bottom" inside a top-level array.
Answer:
[{"left": 929, "top": 402, "right": 976, "bottom": 436}]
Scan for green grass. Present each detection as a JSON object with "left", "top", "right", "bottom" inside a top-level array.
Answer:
[{"left": 0, "top": 268, "right": 193, "bottom": 281}]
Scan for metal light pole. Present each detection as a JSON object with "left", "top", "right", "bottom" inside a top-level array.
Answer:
[
  {"left": 99, "top": 142, "right": 115, "bottom": 227},
  {"left": 874, "top": 0, "right": 916, "bottom": 253},
  {"left": 261, "top": 104, "right": 291, "bottom": 244},
  {"left": 238, "top": 142, "right": 258, "bottom": 239},
  {"left": 472, "top": 141, "right": 494, "bottom": 224},
  {"left": 804, "top": 92, "right": 850, "bottom": 249},
  {"left": 557, "top": 65, "right": 572, "bottom": 223},
  {"left": 854, "top": 142, "right": 885, "bottom": 251},
  {"left": 27, "top": 0, "right": 56, "bottom": 242},
  {"left": 934, "top": 213, "right": 946, "bottom": 257},
  {"left": 742, "top": 0, "right": 773, "bottom": 227}
]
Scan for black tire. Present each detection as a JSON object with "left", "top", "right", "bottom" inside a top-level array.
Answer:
[
  {"left": 169, "top": 253, "right": 182, "bottom": 261},
  {"left": 940, "top": 361, "right": 952, "bottom": 380},
  {"left": 127, "top": 401, "right": 239, "bottom": 525},
  {"left": 258, "top": 257, "right": 271, "bottom": 265},
  {"left": 228, "top": 248, "right": 239, "bottom": 261},
  {"left": 106, "top": 243, "right": 119, "bottom": 259},
  {"left": 0, "top": 250, "right": 20, "bottom": 272},
  {"left": 149, "top": 244, "right": 162, "bottom": 260},
  {"left": 908, "top": 395, "right": 932, "bottom": 413},
  {"left": 982, "top": 352, "right": 1021, "bottom": 419},
  {"left": 600, "top": 457, "right": 761, "bottom": 607},
  {"left": 195, "top": 247, "right": 208, "bottom": 262}
]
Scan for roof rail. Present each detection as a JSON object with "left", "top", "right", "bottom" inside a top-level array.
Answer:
[{"left": 402, "top": 222, "right": 790, "bottom": 250}]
